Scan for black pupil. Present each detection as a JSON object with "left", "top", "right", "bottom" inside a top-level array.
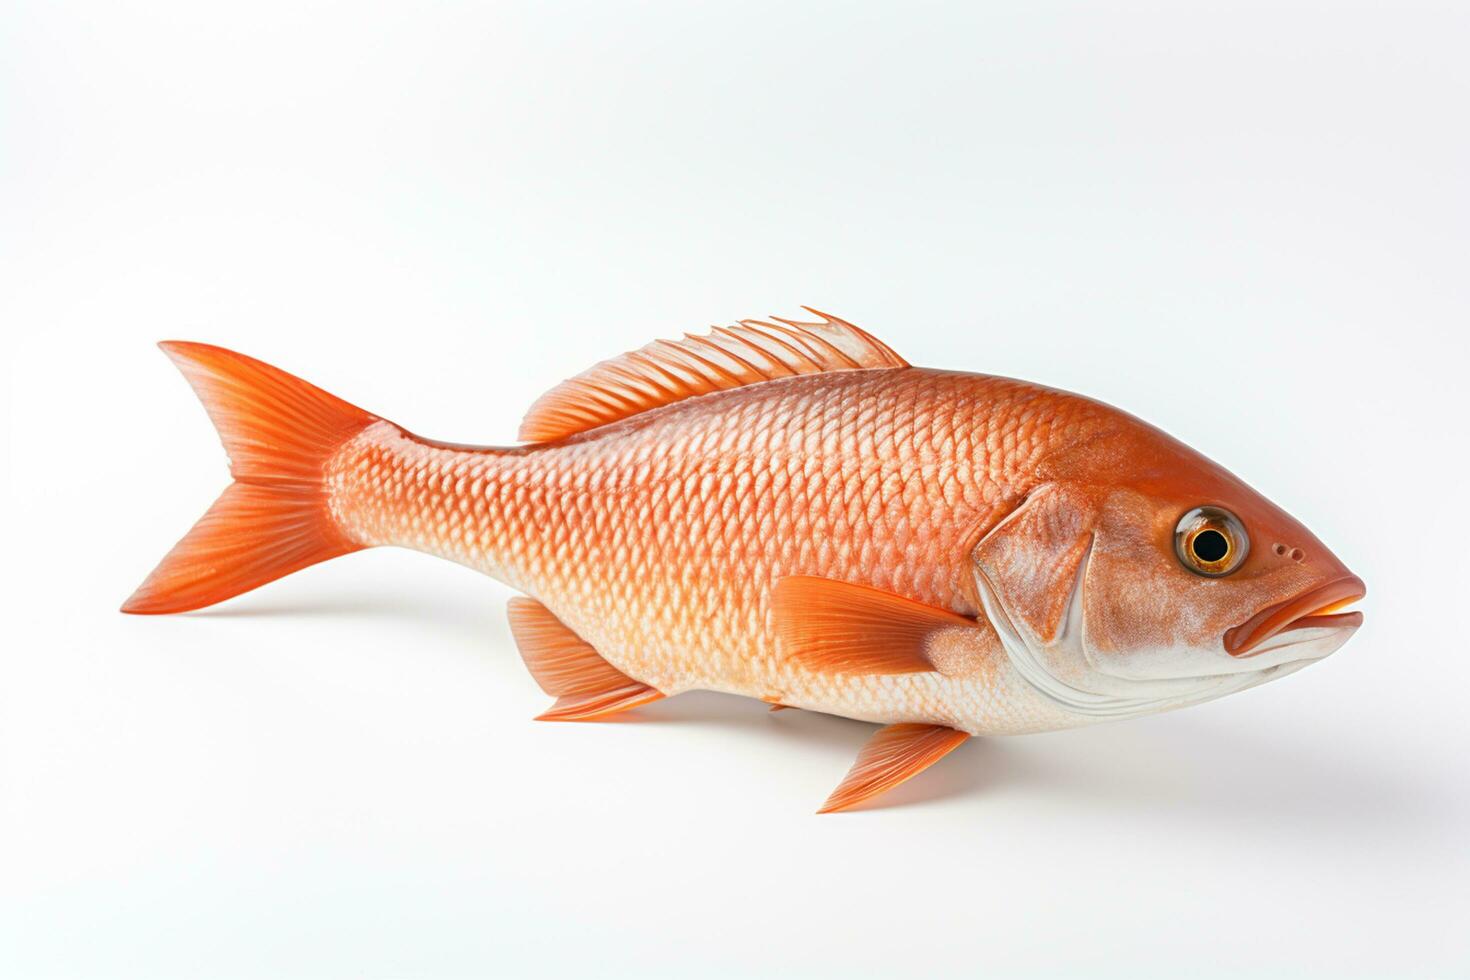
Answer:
[{"left": 1192, "top": 529, "right": 1230, "bottom": 563}]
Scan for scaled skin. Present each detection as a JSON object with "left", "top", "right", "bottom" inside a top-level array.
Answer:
[
  {"left": 323, "top": 364, "right": 1360, "bottom": 736},
  {"left": 123, "top": 315, "right": 1365, "bottom": 811}
]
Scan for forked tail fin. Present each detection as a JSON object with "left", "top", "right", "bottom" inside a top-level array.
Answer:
[{"left": 122, "top": 342, "right": 381, "bottom": 614}]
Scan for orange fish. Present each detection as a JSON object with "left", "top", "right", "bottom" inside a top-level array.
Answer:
[{"left": 124, "top": 310, "right": 1365, "bottom": 812}]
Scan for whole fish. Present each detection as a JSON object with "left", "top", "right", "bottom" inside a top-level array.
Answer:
[{"left": 125, "top": 310, "right": 1365, "bottom": 811}]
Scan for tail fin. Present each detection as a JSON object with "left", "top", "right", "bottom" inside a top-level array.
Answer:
[{"left": 122, "top": 342, "right": 380, "bottom": 615}]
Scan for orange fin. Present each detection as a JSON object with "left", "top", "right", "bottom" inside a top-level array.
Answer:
[
  {"left": 768, "top": 703, "right": 794, "bottom": 712},
  {"left": 537, "top": 686, "right": 666, "bottom": 722},
  {"left": 819, "top": 724, "right": 971, "bottom": 813},
  {"left": 518, "top": 309, "right": 907, "bottom": 443},
  {"left": 122, "top": 343, "right": 380, "bottom": 614},
  {"left": 506, "top": 598, "right": 664, "bottom": 721},
  {"left": 772, "top": 576, "right": 978, "bottom": 675}
]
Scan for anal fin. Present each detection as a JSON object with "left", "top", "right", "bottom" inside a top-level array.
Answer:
[
  {"left": 506, "top": 597, "right": 664, "bottom": 722},
  {"left": 819, "top": 723, "right": 970, "bottom": 813},
  {"left": 537, "top": 685, "right": 664, "bottom": 722}
]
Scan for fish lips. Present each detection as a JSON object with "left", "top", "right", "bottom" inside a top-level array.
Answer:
[{"left": 1225, "top": 575, "right": 1366, "bottom": 658}]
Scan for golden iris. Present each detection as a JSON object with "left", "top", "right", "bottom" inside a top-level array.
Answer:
[{"left": 1175, "top": 506, "right": 1249, "bottom": 577}]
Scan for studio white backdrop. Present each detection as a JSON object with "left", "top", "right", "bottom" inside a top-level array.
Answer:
[{"left": 2, "top": 2, "right": 1467, "bottom": 977}]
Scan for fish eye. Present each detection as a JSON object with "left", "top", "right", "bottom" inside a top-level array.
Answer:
[{"left": 1175, "top": 506, "right": 1249, "bottom": 577}]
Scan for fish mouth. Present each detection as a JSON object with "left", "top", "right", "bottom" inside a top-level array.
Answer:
[{"left": 1225, "top": 575, "right": 1366, "bottom": 657}]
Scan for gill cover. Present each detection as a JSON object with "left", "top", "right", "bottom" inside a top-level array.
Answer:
[
  {"left": 970, "top": 486, "right": 1259, "bottom": 718},
  {"left": 971, "top": 485, "right": 1096, "bottom": 647}
]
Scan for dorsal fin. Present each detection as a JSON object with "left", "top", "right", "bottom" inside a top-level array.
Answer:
[{"left": 518, "top": 308, "right": 908, "bottom": 443}]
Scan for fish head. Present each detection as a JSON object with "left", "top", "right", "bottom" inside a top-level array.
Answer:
[{"left": 971, "top": 415, "right": 1364, "bottom": 719}]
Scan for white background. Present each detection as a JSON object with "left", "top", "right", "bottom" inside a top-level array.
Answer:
[{"left": 3, "top": 2, "right": 1467, "bottom": 977}]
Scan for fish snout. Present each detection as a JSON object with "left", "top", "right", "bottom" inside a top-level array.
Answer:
[{"left": 1224, "top": 575, "right": 1366, "bottom": 657}]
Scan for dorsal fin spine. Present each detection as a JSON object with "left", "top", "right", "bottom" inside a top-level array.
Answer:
[
  {"left": 669, "top": 337, "right": 744, "bottom": 385},
  {"left": 639, "top": 352, "right": 698, "bottom": 392},
  {"left": 517, "top": 309, "right": 907, "bottom": 443},
  {"left": 696, "top": 336, "right": 763, "bottom": 378},
  {"left": 740, "top": 321, "right": 821, "bottom": 369},
  {"left": 767, "top": 317, "right": 861, "bottom": 368},
  {"left": 803, "top": 306, "right": 906, "bottom": 365},
  {"left": 716, "top": 325, "right": 782, "bottom": 371}
]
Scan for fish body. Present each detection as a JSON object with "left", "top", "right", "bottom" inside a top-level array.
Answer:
[
  {"left": 329, "top": 369, "right": 1078, "bottom": 735},
  {"left": 125, "top": 311, "right": 1365, "bottom": 810}
]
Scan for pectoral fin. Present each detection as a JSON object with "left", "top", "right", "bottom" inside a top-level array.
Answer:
[
  {"left": 506, "top": 598, "right": 664, "bottom": 721},
  {"left": 819, "top": 723, "right": 971, "bottom": 813},
  {"left": 772, "top": 576, "right": 983, "bottom": 675}
]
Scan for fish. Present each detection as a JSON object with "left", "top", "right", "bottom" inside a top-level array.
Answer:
[{"left": 123, "top": 309, "right": 1366, "bottom": 812}]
